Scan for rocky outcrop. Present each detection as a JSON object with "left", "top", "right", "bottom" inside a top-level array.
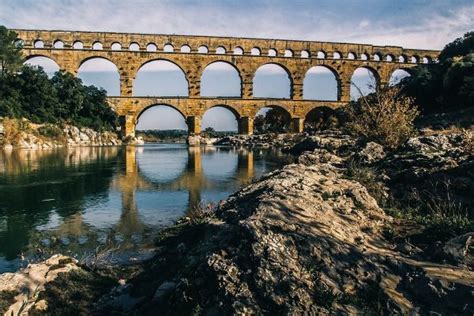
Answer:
[
  {"left": 0, "top": 119, "right": 121, "bottom": 149},
  {"left": 99, "top": 133, "right": 473, "bottom": 315},
  {"left": 0, "top": 255, "right": 79, "bottom": 315},
  {"left": 214, "top": 133, "right": 306, "bottom": 149}
]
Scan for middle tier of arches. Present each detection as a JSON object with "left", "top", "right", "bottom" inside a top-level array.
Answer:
[{"left": 23, "top": 51, "right": 413, "bottom": 102}]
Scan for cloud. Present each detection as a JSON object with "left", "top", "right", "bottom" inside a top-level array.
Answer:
[{"left": 358, "top": 19, "right": 370, "bottom": 29}]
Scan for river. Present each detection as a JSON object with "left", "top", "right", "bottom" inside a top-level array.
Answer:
[{"left": 0, "top": 144, "right": 292, "bottom": 272}]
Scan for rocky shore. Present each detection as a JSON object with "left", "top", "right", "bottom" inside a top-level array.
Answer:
[
  {"left": 0, "top": 118, "right": 121, "bottom": 149},
  {"left": 0, "top": 129, "right": 473, "bottom": 314}
]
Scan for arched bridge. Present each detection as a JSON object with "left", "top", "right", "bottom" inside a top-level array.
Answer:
[{"left": 14, "top": 29, "right": 439, "bottom": 136}]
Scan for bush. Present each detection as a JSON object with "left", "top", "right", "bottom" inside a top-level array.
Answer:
[
  {"left": 1, "top": 118, "right": 28, "bottom": 145},
  {"left": 38, "top": 124, "right": 65, "bottom": 140},
  {"left": 344, "top": 86, "right": 419, "bottom": 149}
]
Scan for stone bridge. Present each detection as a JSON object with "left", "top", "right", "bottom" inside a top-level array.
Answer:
[{"left": 14, "top": 29, "right": 439, "bottom": 136}]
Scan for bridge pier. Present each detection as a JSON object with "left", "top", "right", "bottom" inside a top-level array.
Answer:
[
  {"left": 186, "top": 116, "right": 201, "bottom": 135},
  {"left": 290, "top": 118, "right": 304, "bottom": 133},
  {"left": 238, "top": 117, "right": 254, "bottom": 135},
  {"left": 120, "top": 115, "right": 136, "bottom": 138}
]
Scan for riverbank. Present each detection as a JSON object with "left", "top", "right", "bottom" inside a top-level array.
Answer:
[
  {"left": 1, "top": 129, "right": 472, "bottom": 314},
  {"left": 0, "top": 118, "right": 121, "bottom": 149}
]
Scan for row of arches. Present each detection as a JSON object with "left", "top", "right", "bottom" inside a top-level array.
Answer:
[
  {"left": 25, "top": 38, "right": 432, "bottom": 64},
  {"left": 135, "top": 104, "right": 342, "bottom": 134},
  {"left": 24, "top": 56, "right": 411, "bottom": 101}
]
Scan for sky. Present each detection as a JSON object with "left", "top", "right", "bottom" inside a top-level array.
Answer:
[{"left": 5, "top": 0, "right": 473, "bottom": 130}]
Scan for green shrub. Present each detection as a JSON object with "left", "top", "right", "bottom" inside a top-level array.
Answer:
[
  {"left": 344, "top": 86, "right": 419, "bottom": 149},
  {"left": 38, "top": 124, "right": 64, "bottom": 140}
]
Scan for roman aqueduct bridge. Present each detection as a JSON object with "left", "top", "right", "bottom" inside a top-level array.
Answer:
[{"left": 14, "top": 29, "right": 439, "bottom": 136}]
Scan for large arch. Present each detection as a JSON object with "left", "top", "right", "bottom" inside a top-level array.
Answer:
[
  {"left": 136, "top": 104, "right": 188, "bottom": 132},
  {"left": 253, "top": 63, "right": 292, "bottom": 99},
  {"left": 200, "top": 61, "right": 241, "bottom": 97},
  {"left": 202, "top": 105, "right": 239, "bottom": 132},
  {"left": 133, "top": 60, "right": 188, "bottom": 97},
  {"left": 389, "top": 69, "right": 411, "bottom": 86},
  {"left": 254, "top": 105, "right": 291, "bottom": 133},
  {"left": 77, "top": 57, "right": 120, "bottom": 96},
  {"left": 303, "top": 66, "right": 339, "bottom": 101},
  {"left": 350, "top": 67, "right": 379, "bottom": 101},
  {"left": 23, "top": 55, "right": 60, "bottom": 78}
]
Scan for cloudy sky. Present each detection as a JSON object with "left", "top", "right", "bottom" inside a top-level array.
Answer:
[{"left": 3, "top": 0, "right": 473, "bottom": 130}]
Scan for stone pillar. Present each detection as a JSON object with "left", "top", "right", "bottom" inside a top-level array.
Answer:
[
  {"left": 242, "top": 81, "right": 253, "bottom": 98},
  {"left": 121, "top": 115, "right": 136, "bottom": 138},
  {"left": 289, "top": 118, "right": 304, "bottom": 133},
  {"left": 292, "top": 83, "right": 303, "bottom": 100},
  {"left": 189, "top": 79, "right": 201, "bottom": 97},
  {"left": 120, "top": 72, "right": 134, "bottom": 97},
  {"left": 186, "top": 116, "right": 201, "bottom": 135},
  {"left": 339, "top": 81, "right": 351, "bottom": 103},
  {"left": 238, "top": 117, "right": 254, "bottom": 135}
]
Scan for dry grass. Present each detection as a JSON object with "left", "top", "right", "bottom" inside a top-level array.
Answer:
[
  {"left": 1, "top": 118, "right": 30, "bottom": 145},
  {"left": 345, "top": 85, "right": 419, "bottom": 149}
]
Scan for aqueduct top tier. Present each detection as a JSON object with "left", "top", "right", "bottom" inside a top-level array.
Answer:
[{"left": 14, "top": 29, "right": 440, "bottom": 136}]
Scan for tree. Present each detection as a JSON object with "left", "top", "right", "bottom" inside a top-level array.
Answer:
[
  {"left": 254, "top": 108, "right": 290, "bottom": 134},
  {"left": 0, "top": 26, "right": 23, "bottom": 75},
  {"left": 402, "top": 31, "right": 474, "bottom": 112}
]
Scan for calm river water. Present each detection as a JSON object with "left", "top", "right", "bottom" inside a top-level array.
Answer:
[{"left": 0, "top": 144, "right": 292, "bottom": 272}]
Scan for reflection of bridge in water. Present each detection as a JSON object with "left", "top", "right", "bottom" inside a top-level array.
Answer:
[{"left": 113, "top": 146, "right": 255, "bottom": 235}]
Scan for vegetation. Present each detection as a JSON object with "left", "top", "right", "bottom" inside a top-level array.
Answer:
[
  {"left": 254, "top": 107, "right": 291, "bottom": 134},
  {"left": 344, "top": 85, "right": 419, "bottom": 149},
  {"left": 0, "top": 26, "right": 118, "bottom": 131},
  {"left": 402, "top": 31, "right": 474, "bottom": 112},
  {"left": 136, "top": 129, "right": 188, "bottom": 142}
]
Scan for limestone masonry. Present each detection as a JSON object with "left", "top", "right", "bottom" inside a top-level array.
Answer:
[{"left": 14, "top": 29, "right": 439, "bottom": 137}]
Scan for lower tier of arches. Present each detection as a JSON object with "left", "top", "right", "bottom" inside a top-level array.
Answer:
[{"left": 108, "top": 97, "right": 345, "bottom": 137}]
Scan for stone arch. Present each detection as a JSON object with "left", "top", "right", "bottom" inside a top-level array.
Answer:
[
  {"left": 304, "top": 106, "right": 339, "bottom": 132},
  {"left": 333, "top": 51, "right": 342, "bottom": 59},
  {"left": 146, "top": 43, "right": 157, "bottom": 51},
  {"left": 200, "top": 61, "right": 242, "bottom": 97},
  {"left": 111, "top": 42, "right": 122, "bottom": 50},
  {"left": 135, "top": 103, "right": 188, "bottom": 131},
  {"left": 73, "top": 41, "right": 83, "bottom": 49},
  {"left": 181, "top": 45, "right": 191, "bottom": 53},
  {"left": 133, "top": 59, "right": 189, "bottom": 97},
  {"left": 251, "top": 47, "right": 261, "bottom": 56},
  {"left": 316, "top": 51, "right": 326, "bottom": 59},
  {"left": 77, "top": 57, "right": 120, "bottom": 96},
  {"left": 34, "top": 40, "right": 44, "bottom": 48},
  {"left": 347, "top": 52, "right": 356, "bottom": 59},
  {"left": 399, "top": 55, "right": 407, "bottom": 63},
  {"left": 129, "top": 42, "right": 140, "bottom": 51},
  {"left": 215, "top": 46, "right": 226, "bottom": 54},
  {"left": 303, "top": 65, "right": 339, "bottom": 101},
  {"left": 410, "top": 55, "right": 419, "bottom": 63},
  {"left": 53, "top": 40, "right": 64, "bottom": 49},
  {"left": 198, "top": 45, "right": 209, "bottom": 54},
  {"left": 234, "top": 47, "right": 244, "bottom": 55},
  {"left": 202, "top": 105, "right": 240, "bottom": 132},
  {"left": 253, "top": 63, "right": 292, "bottom": 99},
  {"left": 92, "top": 41, "right": 103, "bottom": 50},
  {"left": 389, "top": 68, "right": 411, "bottom": 86},
  {"left": 24, "top": 55, "right": 60, "bottom": 77},
  {"left": 163, "top": 44, "right": 174, "bottom": 52},
  {"left": 268, "top": 48, "right": 277, "bottom": 57},
  {"left": 373, "top": 53, "right": 382, "bottom": 61},
  {"left": 386, "top": 54, "right": 394, "bottom": 62},
  {"left": 360, "top": 53, "right": 369, "bottom": 60},
  {"left": 301, "top": 50, "right": 310, "bottom": 58},
  {"left": 284, "top": 49, "right": 293, "bottom": 57},
  {"left": 350, "top": 66, "right": 380, "bottom": 100}
]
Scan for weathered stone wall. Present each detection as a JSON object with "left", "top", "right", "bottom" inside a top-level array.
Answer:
[{"left": 14, "top": 29, "right": 440, "bottom": 137}]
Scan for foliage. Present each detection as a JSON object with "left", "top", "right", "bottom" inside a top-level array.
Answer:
[
  {"left": 0, "top": 26, "right": 23, "bottom": 75},
  {"left": 402, "top": 31, "right": 474, "bottom": 112},
  {"left": 344, "top": 85, "right": 419, "bottom": 149},
  {"left": 1, "top": 117, "right": 29, "bottom": 144},
  {"left": 38, "top": 124, "right": 64, "bottom": 140},
  {"left": 254, "top": 108, "right": 290, "bottom": 134},
  {"left": 0, "top": 65, "right": 118, "bottom": 131},
  {"left": 136, "top": 129, "right": 188, "bottom": 142},
  {"left": 304, "top": 107, "right": 340, "bottom": 133}
]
